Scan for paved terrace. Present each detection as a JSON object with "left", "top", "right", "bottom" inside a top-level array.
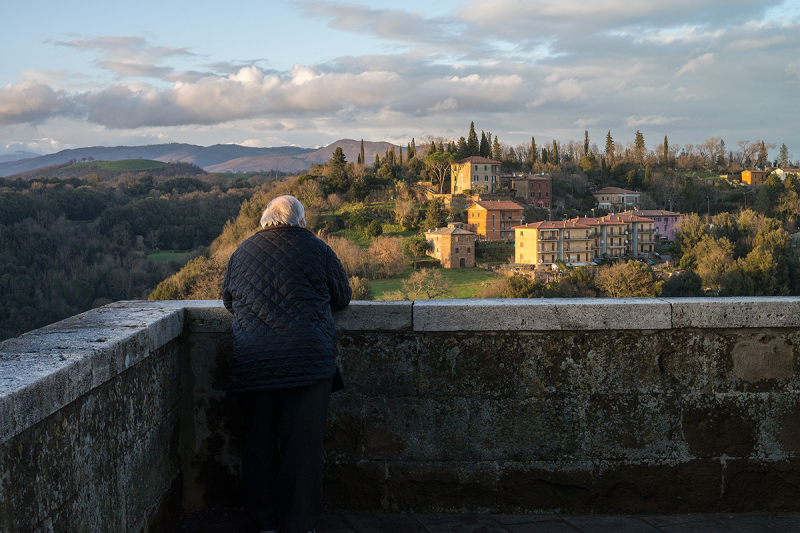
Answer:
[{"left": 3, "top": 298, "right": 800, "bottom": 532}]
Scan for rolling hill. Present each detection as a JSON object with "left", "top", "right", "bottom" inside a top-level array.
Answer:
[{"left": 0, "top": 139, "right": 406, "bottom": 177}]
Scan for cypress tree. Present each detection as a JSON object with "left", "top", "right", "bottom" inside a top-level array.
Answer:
[
  {"left": 410, "top": 138, "right": 416, "bottom": 159},
  {"left": 360, "top": 139, "right": 365, "bottom": 166},
  {"left": 467, "top": 122, "right": 480, "bottom": 156},
  {"left": 552, "top": 140, "right": 559, "bottom": 165},
  {"left": 584, "top": 130, "right": 589, "bottom": 157},
  {"left": 399, "top": 146, "right": 403, "bottom": 168},
  {"left": 663, "top": 135, "right": 669, "bottom": 168},
  {"left": 493, "top": 136, "right": 502, "bottom": 161},
  {"left": 374, "top": 153, "right": 381, "bottom": 170},
  {"left": 605, "top": 131, "right": 614, "bottom": 161},
  {"left": 456, "top": 137, "right": 469, "bottom": 159},
  {"left": 429, "top": 141, "right": 437, "bottom": 154},
  {"left": 480, "top": 131, "right": 489, "bottom": 157},
  {"left": 634, "top": 131, "right": 645, "bottom": 166},
  {"left": 780, "top": 143, "right": 790, "bottom": 167},
  {"left": 531, "top": 136, "right": 537, "bottom": 164}
]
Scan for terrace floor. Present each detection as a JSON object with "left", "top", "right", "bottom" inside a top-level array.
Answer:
[{"left": 173, "top": 511, "right": 800, "bottom": 533}]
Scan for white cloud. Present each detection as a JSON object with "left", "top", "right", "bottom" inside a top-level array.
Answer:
[
  {"left": 0, "top": 80, "right": 70, "bottom": 126},
  {"left": 675, "top": 53, "right": 715, "bottom": 77},
  {"left": 575, "top": 117, "right": 601, "bottom": 127},
  {"left": 240, "top": 137, "right": 289, "bottom": 147},
  {"left": 527, "top": 78, "right": 584, "bottom": 107},
  {"left": 427, "top": 97, "right": 458, "bottom": 113},
  {"left": 625, "top": 115, "right": 686, "bottom": 127}
]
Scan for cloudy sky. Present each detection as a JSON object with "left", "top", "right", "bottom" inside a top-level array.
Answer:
[{"left": 1, "top": 0, "right": 799, "bottom": 157}]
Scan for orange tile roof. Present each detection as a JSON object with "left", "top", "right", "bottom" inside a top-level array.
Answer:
[
  {"left": 455, "top": 156, "right": 502, "bottom": 165},
  {"left": 515, "top": 220, "right": 593, "bottom": 230},
  {"left": 470, "top": 200, "right": 525, "bottom": 211}
]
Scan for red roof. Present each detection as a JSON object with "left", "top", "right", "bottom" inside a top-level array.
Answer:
[
  {"left": 455, "top": 156, "right": 502, "bottom": 165},
  {"left": 469, "top": 200, "right": 525, "bottom": 211}
]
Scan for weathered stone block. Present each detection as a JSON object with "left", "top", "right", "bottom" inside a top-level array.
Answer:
[
  {"left": 712, "top": 330, "right": 800, "bottom": 393},
  {"left": 416, "top": 334, "right": 525, "bottom": 398},
  {"left": 323, "top": 461, "right": 385, "bottom": 512},
  {"left": 586, "top": 394, "right": 686, "bottom": 462},
  {"left": 334, "top": 301, "right": 413, "bottom": 331},
  {"left": 670, "top": 297, "right": 800, "bottom": 329},
  {"left": 362, "top": 397, "right": 470, "bottom": 461},
  {"left": 497, "top": 461, "right": 594, "bottom": 513},
  {"left": 387, "top": 461, "right": 498, "bottom": 513},
  {"left": 682, "top": 394, "right": 761, "bottom": 458},
  {"left": 723, "top": 458, "right": 800, "bottom": 511},
  {"left": 0, "top": 393, "right": 14, "bottom": 444},
  {"left": 596, "top": 459, "right": 723, "bottom": 513},
  {"left": 337, "top": 333, "right": 418, "bottom": 397},
  {"left": 325, "top": 393, "right": 363, "bottom": 462},
  {"left": 468, "top": 397, "right": 587, "bottom": 462},
  {"left": 413, "top": 299, "right": 671, "bottom": 332},
  {"left": 771, "top": 393, "right": 800, "bottom": 455},
  {"left": 185, "top": 303, "right": 232, "bottom": 333}
]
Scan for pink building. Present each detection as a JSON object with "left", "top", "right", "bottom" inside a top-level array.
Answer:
[{"left": 625, "top": 210, "right": 682, "bottom": 242}]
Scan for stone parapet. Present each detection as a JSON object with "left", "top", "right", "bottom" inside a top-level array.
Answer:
[{"left": 2, "top": 297, "right": 800, "bottom": 530}]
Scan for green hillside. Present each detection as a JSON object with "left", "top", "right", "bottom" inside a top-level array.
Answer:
[{"left": 62, "top": 159, "right": 168, "bottom": 172}]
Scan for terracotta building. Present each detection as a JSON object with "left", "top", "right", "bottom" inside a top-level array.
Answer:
[
  {"left": 467, "top": 200, "right": 525, "bottom": 241},
  {"left": 451, "top": 156, "right": 502, "bottom": 194},
  {"left": 499, "top": 174, "right": 552, "bottom": 208},
  {"left": 425, "top": 225, "right": 477, "bottom": 268}
]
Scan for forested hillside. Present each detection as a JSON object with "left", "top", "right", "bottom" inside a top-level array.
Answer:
[{"left": 0, "top": 166, "right": 277, "bottom": 340}]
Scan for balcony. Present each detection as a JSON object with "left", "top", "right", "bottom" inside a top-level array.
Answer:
[{"left": 3, "top": 298, "right": 800, "bottom": 531}]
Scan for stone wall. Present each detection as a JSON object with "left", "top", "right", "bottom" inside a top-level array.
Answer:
[
  {"left": 3, "top": 298, "right": 800, "bottom": 531},
  {"left": 0, "top": 303, "right": 186, "bottom": 533}
]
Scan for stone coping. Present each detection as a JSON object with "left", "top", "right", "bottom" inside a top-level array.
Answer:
[{"left": 2, "top": 297, "right": 800, "bottom": 446}]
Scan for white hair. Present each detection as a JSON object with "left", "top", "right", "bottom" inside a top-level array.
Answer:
[{"left": 260, "top": 195, "right": 306, "bottom": 228}]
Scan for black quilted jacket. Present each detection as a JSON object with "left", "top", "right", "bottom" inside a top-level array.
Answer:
[{"left": 222, "top": 225, "right": 351, "bottom": 393}]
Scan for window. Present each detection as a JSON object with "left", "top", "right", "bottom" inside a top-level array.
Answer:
[
  {"left": 467, "top": 247, "right": 470, "bottom": 253},
  {"left": 455, "top": 248, "right": 459, "bottom": 253},
  {"left": 484, "top": 165, "right": 487, "bottom": 170},
  {"left": 474, "top": 165, "right": 478, "bottom": 170},
  {"left": 520, "top": 241, "right": 524, "bottom": 247},
  {"left": 485, "top": 176, "right": 488, "bottom": 181}
]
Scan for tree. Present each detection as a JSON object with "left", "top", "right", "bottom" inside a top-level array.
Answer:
[
  {"left": 501, "top": 274, "right": 544, "bottom": 298},
  {"left": 584, "top": 130, "right": 590, "bottom": 157},
  {"left": 643, "top": 165, "right": 651, "bottom": 190},
  {"left": 423, "top": 151, "right": 456, "bottom": 193},
  {"left": 456, "top": 137, "right": 469, "bottom": 159},
  {"left": 401, "top": 268, "right": 455, "bottom": 299},
  {"left": 349, "top": 276, "right": 374, "bottom": 300},
  {"left": 605, "top": 131, "right": 615, "bottom": 161},
  {"left": 359, "top": 139, "right": 365, "bottom": 165},
  {"left": 757, "top": 140, "right": 769, "bottom": 169},
  {"left": 327, "top": 147, "right": 350, "bottom": 191},
  {"left": 596, "top": 260, "right": 662, "bottom": 297},
  {"left": 367, "top": 236, "right": 406, "bottom": 279},
  {"left": 661, "top": 269, "right": 703, "bottom": 297},
  {"left": 374, "top": 153, "right": 380, "bottom": 171},
  {"left": 634, "top": 130, "right": 646, "bottom": 166},
  {"left": 493, "top": 136, "right": 503, "bottom": 161},
  {"left": 404, "top": 236, "right": 431, "bottom": 268},
  {"left": 579, "top": 154, "right": 599, "bottom": 174},
  {"left": 467, "top": 121, "right": 480, "bottom": 156},
  {"left": 552, "top": 140, "right": 560, "bottom": 166},
  {"left": 480, "top": 131, "right": 490, "bottom": 157},
  {"left": 409, "top": 138, "right": 416, "bottom": 159},
  {"left": 779, "top": 143, "right": 790, "bottom": 167},
  {"left": 663, "top": 135, "right": 669, "bottom": 168},
  {"left": 422, "top": 198, "right": 447, "bottom": 231},
  {"left": 349, "top": 176, "right": 370, "bottom": 202},
  {"left": 366, "top": 219, "right": 383, "bottom": 238},
  {"left": 429, "top": 141, "right": 437, "bottom": 154}
]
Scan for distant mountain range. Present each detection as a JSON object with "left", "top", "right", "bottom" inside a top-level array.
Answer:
[{"left": 0, "top": 140, "right": 405, "bottom": 177}]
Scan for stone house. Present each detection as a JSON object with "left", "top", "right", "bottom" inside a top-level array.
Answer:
[{"left": 425, "top": 225, "right": 477, "bottom": 268}]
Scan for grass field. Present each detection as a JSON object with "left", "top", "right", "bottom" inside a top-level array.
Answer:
[
  {"left": 147, "top": 250, "right": 196, "bottom": 264},
  {"left": 329, "top": 224, "right": 417, "bottom": 246},
  {"left": 370, "top": 266, "right": 498, "bottom": 300},
  {"left": 63, "top": 159, "right": 168, "bottom": 172}
]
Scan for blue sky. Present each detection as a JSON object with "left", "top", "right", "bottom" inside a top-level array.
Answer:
[{"left": 1, "top": 0, "right": 799, "bottom": 159}]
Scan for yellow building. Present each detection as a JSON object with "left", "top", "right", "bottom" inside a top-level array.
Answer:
[
  {"left": 742, "top": 170, "right": 768, "bottom": 187},
  {"left": 451, "top": 156, "right": 501, "bottom": 194},
  {"left": 592, "top": 187, "right": 640, "bottom": 210},
  {"left": 515, "top": 220, "right": 596, "bottom": 267},
  {"left": 467, "top": 200, "right": 525, "bottom": 241},
  {"left": 515, "top": 214, "right": 657, "bottom": 267}
]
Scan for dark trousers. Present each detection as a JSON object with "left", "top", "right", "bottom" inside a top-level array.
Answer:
[{"left": 240, "top": 377, "right": 332, "bottom": 533}]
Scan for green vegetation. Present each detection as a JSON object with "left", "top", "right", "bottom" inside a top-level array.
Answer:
[
  {"left": 146, "top": 250, "right": 197, "bottom": 264},
  {"left": 62, "top": 159, "right": 168, "bottom": 172},
  {"left": 371, "top": 267, "right": 497, "bottom": 299}
]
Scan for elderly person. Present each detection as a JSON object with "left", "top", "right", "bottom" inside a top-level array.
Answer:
[{"left": 222, "top": 195, "right": 351, "bottom": 533}]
